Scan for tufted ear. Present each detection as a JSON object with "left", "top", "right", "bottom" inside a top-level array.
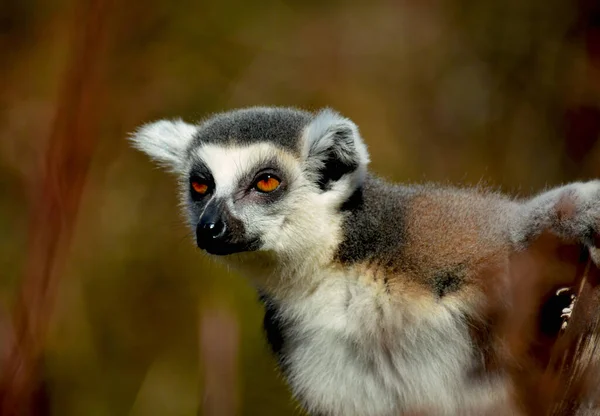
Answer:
[
  {"left": 302, "top": 109, "right": 370, "bottom": 193},
  {"left": 129, "top": 119, "right": 197, "bottom": 172}
]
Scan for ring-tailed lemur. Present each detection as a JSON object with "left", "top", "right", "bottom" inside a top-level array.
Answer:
[{"left": 130, "top": 107, "right": 600, "bottom": 416}]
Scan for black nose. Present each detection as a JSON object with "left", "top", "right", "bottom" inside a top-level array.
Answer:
[{"left": 197, "top": 218, "right": 226, "bottom": 241}]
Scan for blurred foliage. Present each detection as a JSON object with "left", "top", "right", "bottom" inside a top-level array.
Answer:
[{"left": 1, "top": 0, "right": 599, "bottom": 414}]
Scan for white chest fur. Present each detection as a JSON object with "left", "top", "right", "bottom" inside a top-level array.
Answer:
[{"left": 274, "top": 271, "right": 509, "bottom": 416}]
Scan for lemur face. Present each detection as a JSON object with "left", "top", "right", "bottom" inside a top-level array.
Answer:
[
  {"left": 131, "top": 107, "right": 369, "bottom": 261},
  {"left": 186, "top": 142, "right": 304, "bottom": 255}
]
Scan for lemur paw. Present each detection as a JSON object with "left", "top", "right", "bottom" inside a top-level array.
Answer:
[{"left": 556, "top": 288, "right": 577, "bottom": 330}]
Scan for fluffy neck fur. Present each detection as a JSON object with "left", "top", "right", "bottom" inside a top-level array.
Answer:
[{"left": 224, "top": 174, "right": 411, "bottom": 301}]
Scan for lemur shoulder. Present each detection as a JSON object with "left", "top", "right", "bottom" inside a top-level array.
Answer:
[{"left": 130, "top": 107, "right": 600, "bottom": 416}]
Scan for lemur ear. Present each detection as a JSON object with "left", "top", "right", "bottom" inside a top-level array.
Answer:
[
  {"left": 302, "top": 109, "right": 370, "bottom": 191},
  {"left": 129, "top": 119, "right": 197, "bottom": 172}
]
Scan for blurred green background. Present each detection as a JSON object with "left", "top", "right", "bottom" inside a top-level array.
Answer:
[{"left": 1, "top": 0, "right": 600, "bottom": 414}]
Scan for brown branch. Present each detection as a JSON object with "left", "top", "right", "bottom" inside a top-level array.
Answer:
[
  {"left": 199, "top": 307, "right": 240, "bottom": 416},
  {"left": 0, "top": 0, "right": 112, "bottom": 414}
]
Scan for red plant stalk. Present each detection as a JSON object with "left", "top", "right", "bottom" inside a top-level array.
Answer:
[{"left": 0, "top": 0, "right": 112, "bottom": 414}]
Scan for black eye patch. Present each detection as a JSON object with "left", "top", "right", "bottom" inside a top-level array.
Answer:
[
  {"left": 233, "top": 158, "right": 287, "bottom": 201},
  {"left": 189, "top": 161, "right": 215, "bottom": 200},
  {"left": 190, "top": 160, "right": 212, "bottom": 179}
]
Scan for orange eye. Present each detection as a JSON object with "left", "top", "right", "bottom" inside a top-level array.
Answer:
[
  {"left": 191, "top": 181, "right": 208, "bottom": 195},
  {"left": 255, "top": 175, "right": 280, "bottom": 193}
]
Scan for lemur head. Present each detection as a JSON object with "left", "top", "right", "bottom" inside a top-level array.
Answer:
[{"left": 131, "top": 107, "right": 369, "bottom": 276}]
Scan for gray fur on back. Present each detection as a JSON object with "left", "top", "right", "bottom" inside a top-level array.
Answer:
[{"left": 336, "top": 175, "right": 412, "bottom": 265}]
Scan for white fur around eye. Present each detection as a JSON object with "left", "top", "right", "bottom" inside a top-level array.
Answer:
[{"left": 194, "top": 143, "right": 299, "bottom": 199}]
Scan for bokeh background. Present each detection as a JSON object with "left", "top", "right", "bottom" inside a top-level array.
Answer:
[{"left": 1, "top": 0, "right": 600, "bottom": 415}]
